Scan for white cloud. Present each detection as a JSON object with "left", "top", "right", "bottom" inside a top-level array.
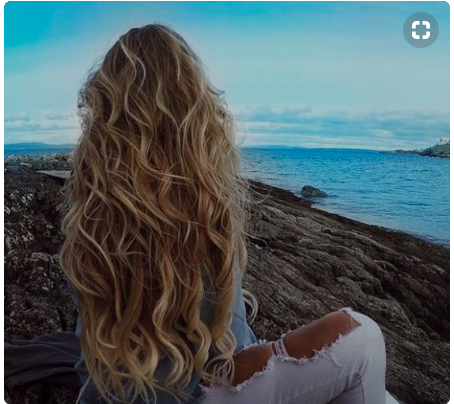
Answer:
[
  {"left": 4, "top": 111, "right": 80, "bottom": 144},
  {"left": 4, "top": 105, "right": 449, "bottom": 150},
  {"left": 232, "top": 105, "right": 449, "bottom": 150}
]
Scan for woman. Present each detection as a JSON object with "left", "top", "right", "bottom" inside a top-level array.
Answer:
[{"left": 60, "top": 24, "right": 398, "bottom": 404}]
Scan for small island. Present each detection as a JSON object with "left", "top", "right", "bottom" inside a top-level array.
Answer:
[{"left": 394, "top": 138, "right": 450, "bottom": 158}]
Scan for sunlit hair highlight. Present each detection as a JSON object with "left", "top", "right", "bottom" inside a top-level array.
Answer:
[{"left": 59, "top": 23, "right": 258, "bottom": 403}]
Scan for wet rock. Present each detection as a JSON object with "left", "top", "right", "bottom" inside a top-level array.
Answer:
[
  {"left": 4, "top": 158, "right": 449, "bottom": 404},
  {"left": 301, "top": 185, "right": 328, "bottom": 198}
]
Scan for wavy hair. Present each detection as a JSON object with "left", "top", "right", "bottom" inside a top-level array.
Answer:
[{"left": 59, "top": 24, "right": 258, "bottom": 403}]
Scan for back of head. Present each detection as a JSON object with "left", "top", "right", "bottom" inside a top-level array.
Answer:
[{"left": 60, "top": 23, "right": 251, "bottom": 403}]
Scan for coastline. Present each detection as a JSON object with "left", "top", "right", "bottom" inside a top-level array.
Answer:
[
  {"left": 4, "top": 154, "right": 449, "bottom": 404},
  {"left": 6, "top": 150, "right": 450, "bottom": 248},
  {"left": 387, "top": 141, "right": 450, "bottom": 159},
  {"left": 308, "top": 201, "right": 449, "bottom": 248},
  {"left": 241, "top": 147, "right": 449, "bottom": 248}
]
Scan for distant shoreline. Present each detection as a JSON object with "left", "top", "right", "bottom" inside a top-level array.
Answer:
[
  {"left": 4, "top": 141, "right": 450, "bottom": 157},
  {"left": 390, "top": 141, "right": 450, "bottom": 159}
]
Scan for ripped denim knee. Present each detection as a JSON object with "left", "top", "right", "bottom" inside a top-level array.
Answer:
[{"left": 202, "top": 307, "right": 372, "bottom": 395}]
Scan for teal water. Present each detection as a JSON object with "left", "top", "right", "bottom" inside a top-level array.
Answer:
[
  {"left": 5, "top": 146, "right": 449, "bottom": 246},
  {"left": 241, "top": 148, "right": 450, "bottom": 247},
  {"left": 5, "top": 146, "right": 74, "bottom": 156}
]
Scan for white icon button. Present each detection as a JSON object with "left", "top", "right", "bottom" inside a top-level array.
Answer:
[
  {"left": 412, "top": 20, "right": 430, "bottom": 40},
  {"left": 422, "top": 21, "right": 430, "bottom": 39}
]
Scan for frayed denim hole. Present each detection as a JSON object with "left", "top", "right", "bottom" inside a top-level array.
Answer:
[
  {"left": 227, "top": 334, "right": 352, "bottom": 394},
  {"left": 338, "top": 307, "right": 364, "bottom": 330},
  {"left": 273, "top": 332, "right": 347, "bottom": 367},
  {"left": 328, "top": 308, "right": 364, "bottom": 367},
  {"left": 226, "top": 348, "right": 278, "bottom": 394},
  {"left": 202, "top": 340, "right": 275, "bottom": 394},
  {"left": 206, "top": 313, "right": 364, "bottom": 395},
  {"left": 277, "top": 310, "right": 363, "bottom": 369}
]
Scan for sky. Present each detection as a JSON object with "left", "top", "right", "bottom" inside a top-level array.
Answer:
[{"left": 4, "top": 1, "right": 450, "bottom": 150}]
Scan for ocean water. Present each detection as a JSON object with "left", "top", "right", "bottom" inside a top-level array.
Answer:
[
  {"left": 4, "top": 146, "right": 75, "bottom": 156},
  {"left": 240, "top": 148, "right": 450, "bottom": 247},
  {"left": 5, "top": 145, "right": 449, "bottom": 246}
]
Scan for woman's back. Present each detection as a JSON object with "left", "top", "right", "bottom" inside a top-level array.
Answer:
[
  {"left": 60, "top": 24, "right": 256, "bottom": 403},
  {"left": 68, "top": 258, "right": 258, "bottom": 403}
]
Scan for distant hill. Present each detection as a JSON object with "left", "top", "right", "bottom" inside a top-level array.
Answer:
[
  {"left": 395, "top": 140, "right": 450, "bottom": 158},
  {"left": 420, "top": 142, "right": 450, "bottom": 158}
]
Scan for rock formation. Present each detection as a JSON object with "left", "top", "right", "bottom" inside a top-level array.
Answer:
[
  {"left": 394, "top": 141, "right": 450, "bottom": 158},
  {"left": 301, "top": 185, "right": 328, "bottom": 198},
  {"left": 4, "top": 157, "right": 449, "bottom": 404}
]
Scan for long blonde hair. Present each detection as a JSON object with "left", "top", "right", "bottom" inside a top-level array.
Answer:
[{"left": 60, "top": 24, "right": 257, "bottom": 403}]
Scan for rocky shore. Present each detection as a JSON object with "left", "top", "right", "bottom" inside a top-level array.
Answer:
[
  {"left": 394, "top": 141, "right": 450, "bottom": 158},
  {"left": 4, "top": 155, "right": 449, "bottom": 404}
]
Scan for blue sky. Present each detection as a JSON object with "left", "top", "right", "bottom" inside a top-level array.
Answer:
[{"left": 4, "top": 1, "right": 450, "bottom": 149}]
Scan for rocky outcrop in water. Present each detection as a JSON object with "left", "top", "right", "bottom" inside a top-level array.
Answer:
[
  {"left": 394, "top": 141, "right": 450, "bottom": 158},
  {"left": 420, "top": 142, "right": 450, "bottom": 158},
  {"left": 301, "top": 185, "right": 328, "bottom": 198},
  {"left": 4, "top": 156, "right": 449, "bottom": 404}
]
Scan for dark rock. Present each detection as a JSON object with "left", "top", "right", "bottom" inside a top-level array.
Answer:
[
  {"left": 4, "top": 156, "right": 449, "bottom": 404},
  {"left": 421, "top": 142, "right": 450, "bottom": 158},
  {"left": 301, "top": 185, "right": 328, "bottom": 198},
  {"left": 393, "top": 141, "right": 449, "bottom": 159}
]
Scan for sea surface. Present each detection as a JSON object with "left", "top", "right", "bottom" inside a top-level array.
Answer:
[
  {"left": 240, "top": 147, "right": 450, "bottom": 247},
  {"left": 5, "top": 145, "right": 449, "bottom": 246},
  {"left": 4, "top": 146, "right": 75, "bottom": 156}
]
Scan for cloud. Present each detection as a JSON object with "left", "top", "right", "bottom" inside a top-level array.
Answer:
[
  {"left": 4, "top": 111, "right": 80, "bottom": 144},
  {"left": 4, "top": 105, "right": 449, "bottom": 150},
  {"left": 232, "top": 105, "right": 449, "bottom": 150}
]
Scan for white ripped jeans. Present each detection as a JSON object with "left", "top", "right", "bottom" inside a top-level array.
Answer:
[{"left": 199, "top": 307, "right": 400, "bottom": 404}]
